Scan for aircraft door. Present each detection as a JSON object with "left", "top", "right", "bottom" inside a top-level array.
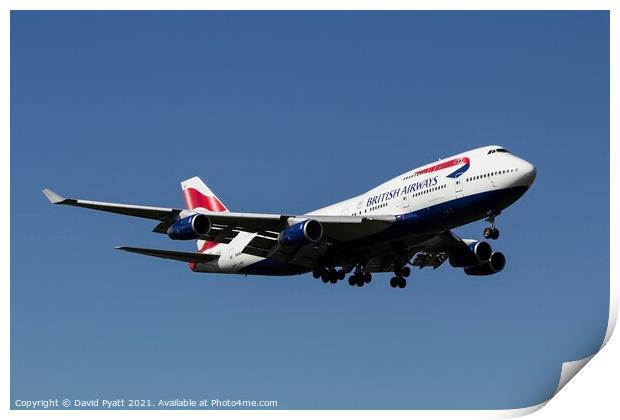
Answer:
[
  {"left": 455, "top": 174, "right": 463, "bottom": 193},
  {"left": 400, "top": 195, "right": 410, "bottom": 213}
]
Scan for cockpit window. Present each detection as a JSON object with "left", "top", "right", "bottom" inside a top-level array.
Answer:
[{"left": 487, "top": 148, "right": 510, "bottom": 154}]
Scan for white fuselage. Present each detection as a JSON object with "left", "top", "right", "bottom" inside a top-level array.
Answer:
[{"left": 193, "top": 145, "right": 536, "bottom": 275}]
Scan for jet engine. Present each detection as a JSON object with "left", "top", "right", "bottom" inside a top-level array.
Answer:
[
  {"left": 167, "top": 214, "right": 211, "bottom": 240},
  {"left": 463, "top": 251, "right": 506, "bottom": 276},
  {"left": 278, "top": 219, "right": 323, "bottom": 247},
  {"left": 449, "top": 241, "right": 492, "bottom": 268}
]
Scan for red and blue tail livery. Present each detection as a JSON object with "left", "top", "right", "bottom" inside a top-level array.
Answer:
[{"left": 43, "top": 145, "right": 536, "bottom": 289}]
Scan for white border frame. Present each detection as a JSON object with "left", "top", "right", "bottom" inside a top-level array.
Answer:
[{"left": 3, "top": 1, "right": 616, "bottom": 418}]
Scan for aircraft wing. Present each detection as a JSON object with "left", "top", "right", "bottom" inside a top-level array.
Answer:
[
  {"left": 43, "top": 188, "right": 395, "bottom": 241},
  {"left": 204, "top": 212, "right": 394, "bottom": 241},
  {"left": 42, "top": 188, "right": 182, "bottom": 222}
]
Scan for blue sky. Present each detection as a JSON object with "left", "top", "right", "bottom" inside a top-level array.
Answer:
[{"left": 11, "top": 11, "right": 609, "bottom": 409}]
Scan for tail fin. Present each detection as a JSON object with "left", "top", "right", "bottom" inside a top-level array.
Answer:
[
  {"left": 181, "top": 176, "right": 229, "bottom": 252},
  {"left": 181, "top": 176, "right": 229, "bottom": 213}
]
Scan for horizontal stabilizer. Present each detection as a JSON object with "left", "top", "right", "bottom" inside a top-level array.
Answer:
[
  {"left": 42, "top": 188, "right": 67, "bottom": 204},
  {"left": 115, "top": 246, "right": 219, "bottom": 263}
]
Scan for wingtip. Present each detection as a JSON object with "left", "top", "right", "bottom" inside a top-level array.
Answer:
[{"left": 42, "top": 188, "right": 66, "bottom": 204}]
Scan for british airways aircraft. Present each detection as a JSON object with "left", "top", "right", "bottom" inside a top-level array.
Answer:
[{"left": 43, "top": 145, "right": 536, "bottom": 289}]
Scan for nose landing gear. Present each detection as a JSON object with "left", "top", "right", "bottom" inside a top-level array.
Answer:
[{"left": 483, "top": 213, "right": 500, "bottom": 240}]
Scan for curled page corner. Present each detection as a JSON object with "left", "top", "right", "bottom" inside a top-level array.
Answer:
[
  {"left": 553, "top": 355, "right": 595, "bottom": 396},
  {"left": 487, "top": 355, "right": 597, "bottom": 419},
  {"left": 493, "top": 401, "right": 548, "bottom": 418},
  {"left": 546, "top": 278, "right": 618, "bottom": 400}
]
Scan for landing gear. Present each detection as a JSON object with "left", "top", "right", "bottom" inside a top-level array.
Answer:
[
  {"left": 315, "top": 267, "right": 347, "bottom": 285},
  {"left": 483, "top": 227, "right": 499, "bottom": 240},
  {"left": 390, "top": 276, "right": 407, "bottom": 288},
  {"left": 390, "top": 266, "right": 409, "bottom": 289},
  {"left": 483, "top": 213, "right": 500, "bottom": 240},
  {"left": 348, "top": 266, "right": 372, "bottom": 287},
  {"left": 395, "top": 266, "right": 411, "bottom": 278},
  {"left": 363, "top": 272, "right": 372, "bottom": 283}
]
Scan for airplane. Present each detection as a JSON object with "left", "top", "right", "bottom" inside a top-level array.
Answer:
[{"left": 43, "top": 145, "right": 536, "bottom": 289}]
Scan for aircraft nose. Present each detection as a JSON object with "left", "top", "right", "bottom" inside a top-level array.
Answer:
[{"left": 520, "top": 160, "right": 537, "bottom": 187}]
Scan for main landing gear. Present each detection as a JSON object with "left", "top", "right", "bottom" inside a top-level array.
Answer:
[
  {"left": 312, "top": 267, "right": 346, "bottom": 284},
  {"left": 312, "top": 265, "right": 372, "bottom": 287},
  {"left": 483, "top": 213, "right": 500, "bottom": 240},
  {"left": 348, "top": 266, "right": 372, "bottom": 287},
  {"left": 390, "top": 265, "right": 410, "bottom": 288}
]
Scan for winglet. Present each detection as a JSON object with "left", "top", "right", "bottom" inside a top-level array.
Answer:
[{"left": 42, "top": 188, "right": 66, "bottom": 204}]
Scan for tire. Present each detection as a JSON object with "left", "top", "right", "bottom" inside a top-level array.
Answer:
[
  {"left": 363, "top": 272, "right": 372, "bottom": 283},
  {"left": 321, "top": 273, "right": 329, "bottom": 283},
  {"left": 348, "top": 276, "right": 356, "bottom": 286},
  {"left": 483, "top": 227, "right": 493, "bottom": 239},
  {"left": 398, "top": 278, "right": 407, "bottom": 288},
  {"left": 329, "top": 277, "right": 338, "bottom": 284},
  {"left": 400, "top": 266, "right": 411, "bottom": 278},
  {"left": 312, "top": 269, "right": 321, "bottom": 279},
  {"left": 390, "top": 277, "right": 398, "bottom": 288},
  {"left": 337, "top": 269, "right": 346, "bottom": 280},
  {"left": 491, "top": 228, "right": 500, "bottom": 240}
]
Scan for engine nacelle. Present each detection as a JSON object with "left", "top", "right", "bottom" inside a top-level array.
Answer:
[
  {"left": 449, "top": 241, "right": 492, "bottom": 268},
  {"left": 167, "top": 214, "right": 211, "bottom": 240},
  {"left": 464, "top": 251, "right": 506, "bottom": 276},
  {"left": 278, "top": 219, "right": 323, "bottom": 247}
]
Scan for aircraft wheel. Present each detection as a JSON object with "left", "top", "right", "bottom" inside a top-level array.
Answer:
[
  {"left": 348, "top": 276, "right": 356, "bottom": 286},
  {"left": 398, "top": 277, "right": 407, "bottom": 288},
  {"left": 491, "top": 228, "right": 500, "bottom": 240},
  {"left": 400, "top": 266, "right": 411, "bottom": 278},
  {"left": 312, "top": 269, "right": 321, "bottom": 279},
  {"left": 363, "top": 272, "right": 372, "bottom": 283},
  {"left": 337, "top": 269, "right": 346, "bottom": 280},
  {"left": 329, "top": 277, "right": 338, "bottom": 284},
  {"left": 483, "top": 227, "right": 493, "bottom": 239},
  {"left": 390, "top": 277, "right": 398, "bottom": 288}
]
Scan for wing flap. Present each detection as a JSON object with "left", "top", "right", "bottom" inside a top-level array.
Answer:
[{"left": 411, "top": 252, "right": 448, "bottom": 269}]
